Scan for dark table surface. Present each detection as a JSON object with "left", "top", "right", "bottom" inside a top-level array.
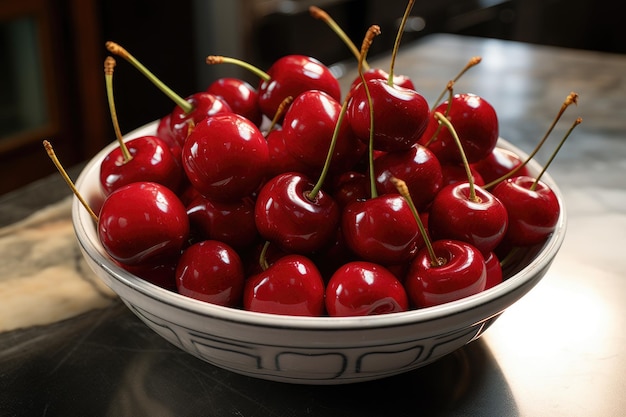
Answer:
[{"left": 1, "top": 33, "right": 625, "bottom": 416}]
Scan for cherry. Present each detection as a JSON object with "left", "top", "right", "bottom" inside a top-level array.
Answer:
[
  {"left": 206, "top": 77, "right": 263, "bottom": 127},
  {"left": 100, "top": 57, "right": 183, "bottom": 195},
  {"left": 405, "top": 240, "right": 487, "bottom": 308},
  {"left": 472, "top": 146, "right": 530, "bottom": 184},
  {"left": 181, "top": 113, "right": 269, "bottom": 202},
  {"left": 186, "top": 195, "right": 258, "bottom": 250},
  {"left": 489, "top": 113, "right": 582, "bottom": 247},
  {"left": 106, "top": 42, "right": 232, "bottom": 147},
  {"left": 390, "top": 177, "right": 487, "bottom": 308},
  {"left": 168, "top": 92, "right": 233, "bottom": 146},
  {"left": 426, "top": 113, "right": 508, "bottom": 255},
  {"left": 341, "top": 194, "right": 422, "bottom": 265},
  {"left": 491, "top": 176, "right": 560, "bottom": 247},
  {"left": 420, "top": 93, "right": 499, "bottom": 164},
  {"left": 99, "top": 135, "right": 183, "bottom": 195},
  {"left": 243, "top": 253, "right": 325, "bottom": 316},
  {"left": 254, "top": 172, "right": 340, "bottom": 254},
  {"left": 325, "top": 261, "right": 409, "bottom": 317},
  {"left": 176, "top": 240, "right": 245, "bottom": 307},
  {"left": 348, "top": 78, "right": 430, "bottom": 152},
  {"left": 373, "top": 143, "right": 443, "bottom": 211},
  {"left": 282, "top": 89, "right": 364, "bottom": 175},
  {"left": 206, "top": 54, "right": 341, "bottom": 121},
  {"left": 97, "top": 181, "right": 189, "bottom": 266}
]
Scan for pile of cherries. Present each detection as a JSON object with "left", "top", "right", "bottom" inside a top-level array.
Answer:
[{"left": 90, "top": 16, "right": 569, "bottom": 318}]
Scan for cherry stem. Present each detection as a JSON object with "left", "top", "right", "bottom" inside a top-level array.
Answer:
[
  {"left": 307, "top": 98, "right": 349, "bottom": 200},
  {"left": 265, "top": 96, "right": 293, "bottom": 136},
  {"left": 388, "top": 0, "right": 415, "bottom": 86},
  {"left": 259, "top": 241, "right": 270, "bottom": 271},
  {"left": 531, "top": 117, "right": 582, "bottom": 190},
  {"left": 483, "top": 91, "right": 579, "bottom": 190},
  {"left": 104, "top": 57, "right": 132, "bottom": 163},
  {"left": 391, "top": 177, "right": 442, "bottom": 267},
  {"left": 105, "top": 41, "right": 193, "bottom": 114},
  {"left": 43, "top": 140, "right": 99, "bottom": 223},
  {"left": 434, "top": 111, "right": 477, "bottom": 201},
  {"left": 431, "top": 56, "right": 481, "bottom": 111},
  {"left": 206, "top": 55, "right": 271, "bottom": 82},
  {"left": 309, "top": 6, "right": 369, "bottom": 70},
  {"left": 424, "top": 81, "right": 454, "bottom": 147},
  {"left": 358, "top": 25, "right": 382, "bottom": 199}
]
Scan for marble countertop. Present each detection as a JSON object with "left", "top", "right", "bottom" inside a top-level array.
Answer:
[{"left": 1, "top": 34, "right": 625, "bottom": 416}]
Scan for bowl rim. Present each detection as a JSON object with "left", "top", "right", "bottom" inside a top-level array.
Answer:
[{"left": 72, "top": 121, "right": 567, "bottom": 331}]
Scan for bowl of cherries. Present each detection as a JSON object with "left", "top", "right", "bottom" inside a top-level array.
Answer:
[{"left": 64, "top": 8, "right": 576, "bottom": 385}]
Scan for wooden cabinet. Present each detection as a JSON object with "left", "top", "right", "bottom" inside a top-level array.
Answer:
[{"left": 0, "top": 0, "right": 109, "bottom": 195}]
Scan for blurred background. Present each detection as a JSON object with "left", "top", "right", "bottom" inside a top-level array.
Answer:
[{"left": 1, "top": 0, "right": 623, "bottom": 195}]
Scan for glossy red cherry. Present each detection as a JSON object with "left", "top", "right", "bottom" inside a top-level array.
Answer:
[
  {"left": 428, "top": 182, "right": 508, "bottom": 256},
  {"left": 258, "top": 54, "right": 341, "bottom": 120},
  {"left": 99, "top": 135, "right": 183, "bottom": 196},
  {"left": 373, "top": 143, "right": 443, "bottom": 211},
  {"left": 325, "top": 261, "right": 409, "bottom": 317},
  {"left": 348, "top": 78, "right": 430, "bottom": 152},
  {"left": 175, "top": 240, "right": 245, "bottom": 307},
  {"left": 341, "top": 194, "right": 422, "bottom": 265},
  {"left": 472, "top": 146, "right": 530, "bottom": 184},
  {"left": 405, "top": 239, "right": 487, "bottom": 308},
  {"left": 420, "top": 93, "right": 498, "bottom": 164},
  {"left": 206, "top": 77, "right": 263, "bottom": 127},
  {"left": 186, "top": 195, "right": 258, "bottom": 250},
  {"left": 491, "top": 176, "right": 560, "bottom": 246},
  {"left": 98, "top": 181, "right": 189, "bottom": 266},
  {"left": 282, "top": 90, "right": 364, "bottom": 175},
  {"left": 169, "top": 92, "right": 232, "bottom": 146},
  {"left": 182, "top": 113, "right": 269, "bottom": 202},
  {"left": 243, "top": 254, "right": 325, "bottom": 316},
  {"left": 254, "top": 172, "right": 340, "bottom": 254}
]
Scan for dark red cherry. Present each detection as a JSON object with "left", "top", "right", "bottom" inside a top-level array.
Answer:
[
  {"left": 182, "top": 113, "right": 269, "bottom": 202},
  {"left": 348, "top": 78, "right": 430, "bottom": 152},
  {"left": 254, "top": 172, "right": 340, "bottom": 254},
  {"left": 258, "top": 54, "right": 341, "bottom": 120},
  {"left": 491, "top": 176, "right": 560, "bottom": 246},
  {"left": 169, "top": 92, "right": 232, "bottom": 146},
  {"left": 325, "top": 261, "right": 409, "bottom": 317},
  {"left": 341, "top": 194, "right": 422, "bottom": 265},
  {"left": 484, "top": 251, "right": 503, "bottom": 290},
  {"left": 420, "top": 93, "right": 498, "bottom": 164},
  {"left": 176, "top": 240, "right": 245, "bottom": 307},
  {"left": 373, "top": 143, "right": 443, "bottom": 211},
  {"left": 282, "top": 90, "right": 364, "bottom": 175},
  {"left": 405, "top": 239, "right": 487, "bottom": 308},
  {"left": 186, "top": 195, "right": 258, "bottom": 250},
  {"left": 472, "top": 146, "right": 531, "bottom": 184},
  {"left": 265, "top": 128, "right": 316, "bottom": 178},
  {"left": 243, "top": 254, "right": 325, "bottom": 316},
  {"left": 440, "top": 163, "right": 485, "bottom": 187},
  {"left": 99, "top": 135, "right": 183, "bottom": 196},
  {"left": 331, "top": 171, "right": 370, "bottom": 208},
  {"left": 98, "top": 182, "right": 189, "bottom": 266},
  {"left": 206, "top": 77, "right": 263, "bottom": 127},
  {"left": 118, "top": 260, "right": 178, "bottom": 291},
  {"left": 428, "top": 182, "right": 508, "bottom": 256}
]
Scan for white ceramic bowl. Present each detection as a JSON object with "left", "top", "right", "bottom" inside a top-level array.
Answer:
[{"left": 72, "top": 121, "right": 566, "bottom": 385}]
